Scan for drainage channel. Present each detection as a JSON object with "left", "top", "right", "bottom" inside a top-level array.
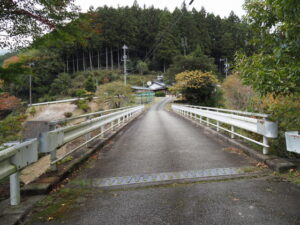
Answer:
[{"left": 71, "top": 167, "right": 260, "bottom": 188}]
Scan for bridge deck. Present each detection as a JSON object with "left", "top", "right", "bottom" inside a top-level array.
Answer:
[{"left": 25, "top": 98, "right": 300, "bottom": 225}]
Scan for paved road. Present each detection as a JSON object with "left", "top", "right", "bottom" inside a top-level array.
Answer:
[{"left": 25, "top": 98, "right": 300, "bottom": 225}]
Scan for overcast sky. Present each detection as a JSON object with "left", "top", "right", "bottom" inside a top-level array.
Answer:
[{"left": 75, "top": 0, "right": 246, "bottom": 18}]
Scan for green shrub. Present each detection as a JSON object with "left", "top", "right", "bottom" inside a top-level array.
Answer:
[
  {"left": 0, "top": 114, "right": 27, "bottom": 145},
  {"left": 96, "top": 81, "right": 134, "bottom": 108},
  {"left": 85, "top": 76, "right": 97, "bottom": 92},
  {"left": 64, "top": 112, "right": 73, "bottom": 118},
  {"left": 75, "top": 89, "right": 87, "bottom": 98},
  {"left": 155, "top": 91, "right": 166, "bottom": 97},
  {"left": 87, "top": 95, "right": 93, "bottom": 102},
  {"left": 75, "top": 99, "right": 90, "bottom": 112},
  {"left": 29, "top": 107, "right": 36, "bottom": 116},
  {"left": 222, "top": 74, "right": 300, "bottom": 157},
  {"left": 222, "top": 73, "right": 255, "bottom": 110},
  {"left": 254, "top": 94, "right": 300, "bottom": 157},
  {"left": 170, "top": 70, "right": 219, "bottom": 106},
  {"left": 38, "top": 95, "right": 56, "bottom": 103}
]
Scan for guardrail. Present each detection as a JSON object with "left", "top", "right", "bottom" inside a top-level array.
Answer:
[
  {"left": 0, "top": 105, "right": 144, "bottom": 205},
  {"left": 28, "top": 97, "right": 99, "bottom": 107},
  {"left": 0, "top": 139, "right": 38, "bottom": 205},
  {"left": 285, "top": 131, "right": 300, "bottom": 154},
  {"left": 49, "top": 106, "right": 133, "bottom": 127},
  {"left": 172, "top": 104, "right": 278, "bottom": 155}
]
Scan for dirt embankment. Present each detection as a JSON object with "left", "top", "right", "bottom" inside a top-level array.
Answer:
[
  {"left": 27, "top": 100, "right": 101, "bottom": 122},
  {"left": 21, "top": 100, "right": 103, "bottom": 184}
]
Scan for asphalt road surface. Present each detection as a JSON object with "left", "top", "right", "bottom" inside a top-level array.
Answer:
[{"left": 25, "top": 98, "right": 300, "bottom": 225}]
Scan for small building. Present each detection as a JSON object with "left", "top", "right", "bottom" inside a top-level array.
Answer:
[
  {"left": 148, "top": 81, "right": 168, "bottom": 92},
  {"left": 131, "top": 75, "right": 168, "bottom": 96},
  {"left": 131, "top": 86, "right": 151, "bottom": 93}
]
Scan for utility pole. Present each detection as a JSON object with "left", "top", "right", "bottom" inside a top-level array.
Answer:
[{"left": 122, "top": 44, "right": 128, "bottom": 85}]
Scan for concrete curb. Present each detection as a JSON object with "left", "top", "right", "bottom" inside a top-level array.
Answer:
[
  {"left": 0, "top": 112, "right": 144, "bottom": 225},
  {"left": 171, "top": 111, "right": 295, "bottom": 173},
  {"left": 0, "top": 195, "right": 45, "bottom": 225}
]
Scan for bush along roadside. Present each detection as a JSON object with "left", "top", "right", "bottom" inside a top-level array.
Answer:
[
  {"left": 74, "top": 99, "right": 90, "bottom": 113},
  {"left": 222, "top": 74, "right": 300, "bottom": 158}
]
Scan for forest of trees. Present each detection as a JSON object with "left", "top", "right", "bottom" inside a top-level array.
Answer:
[
  {"left": 38, "top": 3, "right": 250, "bottom": 73},
  {"left": 0, "top": 2, "right": 252, "bottom": 102}
]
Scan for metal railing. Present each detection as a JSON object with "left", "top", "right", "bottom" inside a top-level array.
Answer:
[
  {"left": 49, "top": 106, "right": 133, "bottom": 127},
  {"left": 29, "top": 97, "right": 99, "bottom": 107},
  {"left": 0, "top": 139, "right": 38, "bottom": 205},
  {"left": 285, "top": 131, "right": 300, "bottom": 154},
  {"left": 172, "top": 104, "right": 278, "bottom": 155},
  {"left": 0, "top": 105, "right": 144, "bottom": 205}
]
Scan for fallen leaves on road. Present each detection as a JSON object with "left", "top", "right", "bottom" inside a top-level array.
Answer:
[
  {"left": 255, "top": 162, "right": 268, "bottom": 168},
  {"left": 91, "top": 154, "right": 98, "bottom": 160},
  {"left": 223, "top": 147, "right": 243, "bottom": 154},
  {"left": 47, "top": 216, "right": 54, "bottom": 221}
]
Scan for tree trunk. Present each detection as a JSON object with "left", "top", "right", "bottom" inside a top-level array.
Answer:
[
  {"left": 89, "top": 49, "right": 93, "bottom": 70},
  {"left": 66, "top": 55, "right": 69, "bottom": 73},
  {"left": 117, "top": 48, "right": 120, "bottom": 70},
  {"left": 72, "top": 55, "right": 75, "bottom": 73},
  {"left": 76, "top": 52, "right": 79, "bottom": 72},
  {"left": 83, "top": 51, "right": 86, "bottom": 71},
  {"left": 111, "top": 47, "right": 113, "bottom": 70},
  {"left": 97, "top": 50, "right": 100, "bottom": 70},
  {"left": 163, "top": 61, "right": 166, "bottom": 73},
  {"left": 106, "top": 47, "right": 108, "bottom": 70}
]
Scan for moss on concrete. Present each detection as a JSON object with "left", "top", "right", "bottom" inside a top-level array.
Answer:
[{"left": 27, "top": 188, "right": 89, "bottom": 223}]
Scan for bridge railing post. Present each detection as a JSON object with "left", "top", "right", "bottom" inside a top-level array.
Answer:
[
  {"left": 231, "top": 126, "right": 235, "bottom": 139},
  {"left": 85, "top": 132, "right": 91, "bottom": 148},
  {"left": 50, "top": 149, "right": 58, "bottom": 171},
  {"left": 216, "top": 109, "right": 220, "bottom": 131},
  {"left": 111, "top": 121, "right": 114, "bottom": 131},
  {"left": 10, "top": 172, "right": 20, "bottom": 206},
  {"left": 101, "top": 126, "right": 105, "bottom": 138},
  {"left": 263, "top": 136, "right": 268, "bottom": 154}
]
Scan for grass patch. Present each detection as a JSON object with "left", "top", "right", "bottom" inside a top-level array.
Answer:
[
  {"left": 240, "top": 166, "right": 263, "bottom": 173},
  {"left": 27, "top": 188, "right": 88, "bottom": 223},
  {"left": 57, "top": 156, "right": 74, "bottom": 165},
  {"left": 274, "top": 169, "right": 300, "bottom": 185}
]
